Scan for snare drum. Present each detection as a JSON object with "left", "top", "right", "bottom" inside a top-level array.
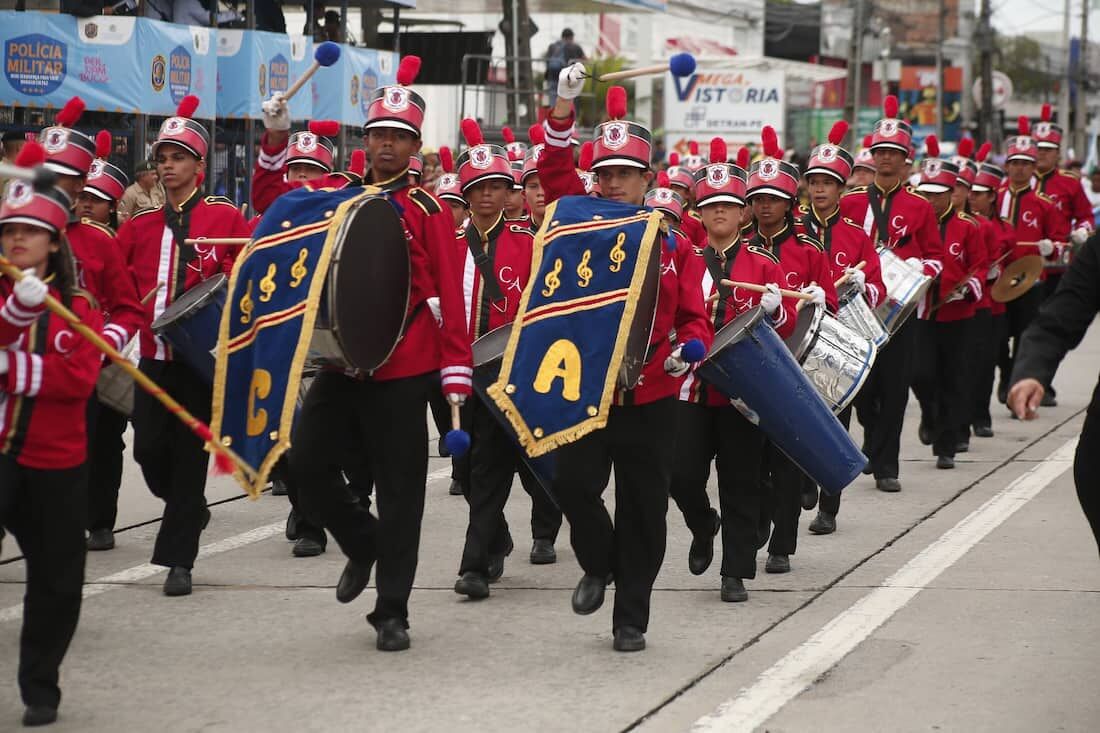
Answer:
[
  {"left": 151, "top": 274, "right": 227, "bottom": 383},
  {"left": 696, "top": 307, "right": 866, "bottom": 495},
  {"left": 95, "top": 337, "right": 140, "bottom": 415},
  {"left": 836, "top": 284, "right": 889, "bottom": 348},
  {"left": 784, "top": 304, "right": 876, "bottom": 413},
  {"left": 875, "top": 248, "right": 933, "bottom": 333}
]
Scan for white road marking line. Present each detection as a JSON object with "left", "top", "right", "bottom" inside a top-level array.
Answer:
[
  {"left": 691, "top": 437, "right": 1079, "bottom": 733},
  {"left": 0, "top": 465, "right": 455, "bottom": 624}
]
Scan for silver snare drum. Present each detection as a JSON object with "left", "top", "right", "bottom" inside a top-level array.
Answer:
[
  {"left": 784, "top": 304, "right": 877, "bottom": 413},
  {"left": 875, "top": 247, "right": 933, "bottom": 333},
  {"left": 837, "top": 284, "right": 889, "bottom": 348}
]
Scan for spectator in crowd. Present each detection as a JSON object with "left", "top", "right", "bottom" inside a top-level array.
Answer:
[
  {"left": 1, "top": 131, "right": 31, "bottom": 197},
  {"left": 420, "top": 147, "right": 441, "bottom": 191},
  {"left": 117, "top": 160, "right": 165, "bottom": 223},
  {"left": 144, "top": 0, "right": 240, "bottom": 26},
  {"left": 254, "top": 0, "right": 287, "bottom": 33},
  {"left": 544, "top": 29, "right": 586, "bottom": 105},
  {"left": 1084, "top": 168, "right": 1100, "bottom": 227}
]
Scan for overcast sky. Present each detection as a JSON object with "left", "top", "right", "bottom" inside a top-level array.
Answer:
[{"left": 990, "top": 0, "right": 1097, "bottom": 35}]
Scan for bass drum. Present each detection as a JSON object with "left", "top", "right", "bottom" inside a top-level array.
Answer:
[
  {"left": 310, "top": 195, "right": 410, "bottom": 372},
  {"left": 150, "top": 274, "right": 227, "bottom": 384}
]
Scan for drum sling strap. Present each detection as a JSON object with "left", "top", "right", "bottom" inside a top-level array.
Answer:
[
  {"left": 165, "top": 194, "right": 201, "bottom": 299},
  {"left": 867, "top": 185, "right": 911, "bottom": 251},
  {"left": 801, "top": 210, "right": 833, "bottom": 252},
  {"left": 703, "top": 243, "right": 739, "bottom": 329},
  {"left": 465, "top": 227, "right": 504, "bottom": 339}
]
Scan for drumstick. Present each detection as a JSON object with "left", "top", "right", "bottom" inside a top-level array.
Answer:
[
  {"left": 930, "top": 250, "right": 1014, "bottom": 314},
  {"left": 239, "top": 202, "right": 249, "bottom": 218},
  {"left": 719, "top": 279, "right": 815, "bottom": 301},
  {"left": 184, "top": 237, "right": 251, "bottom": 246},
  {"left": 833, "top": 260, "right": 866, "bottom": 288},
  {"left": 283, "top": 42, "right": 341, "bottom": 102},
  {"left": 0, "top": 257, "right": 261, "bottom": 492},
  {"left": 443, "top": 402, "right": 471, "bottom": 458},
  {"left": 141, "top": 282, "right": 165, "bottom": 306},
  {"left": 1015, "top": 241, "right": 1068, "bottom": 247}
]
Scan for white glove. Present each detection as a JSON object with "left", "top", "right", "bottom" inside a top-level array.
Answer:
[
  {"left": 987, "top": 264, "right": 1002, "bottom": 280},
  {"left": 905, "top": 257, "right": 923, "bottom": 271},
  {"left": 663, "top": 346, "right": 690, "bottom": 378},
  {"left": 13, "top": 269, "right": 47, "bottom": 308},
  {"left": 801, "top": 283, "right": 826, "bottom": 307},
  {"left": 1071, "top": 226, "right": 1090, "bottom": 245},
  {"left": 261, "top": 92, "right": 290, "bottom": 132},
  {"left": 0, "top": 352, "right": 7, "bottom": 375},
  {"left": 557, "top": 62, "right": 587, "bottom": 102},
  {"left": 945, "top": 288, "right": 964, "bottom": 303},
  {"left": 760, "top": 283, "right": 782, "bottom": 315},
  {"left": 426, "top": 296, "right": 442, "bottom": 327},
  {"left": 1037, "top": 238, "right": 1055, "bottom": 257},
  {"left": 447, "top": 392, "right": 466, "bottom": 407},
  {"left": 845, "top": 267, "right": 866, "bottom": 293}
]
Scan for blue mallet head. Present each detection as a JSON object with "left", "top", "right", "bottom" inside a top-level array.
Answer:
[
  {"left": 315, "top": 41, "right": 341, "bottom": 67},
  {"left": 681, "top": 338, "right": 706, "bottom": 363},
  {"left": 669, "top": 53, "right": 696, "bottom": 78},
  {"left": 444, "top": 429, "right": 471, "bottom": 458}
]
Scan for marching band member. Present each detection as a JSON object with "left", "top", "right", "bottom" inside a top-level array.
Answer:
[
  {"left": 116, "top": 96, "right": 249, "bottom": 596},
  {"left": 434, "top": 146, "right": 468, "bottom": 231},
  {"left": 451, "top": 119, "right": 560, "bottom": 600},
  {"left": 796, "top": 121, "right": 885, "bottom": 535},
  {"left": 576, "top": 141, "right": 599, "bottom": 196},
  {"left": 994, "top": 121, "right": 1069, "bottom": 406},
  {"left": 521, "top": 126, "right": 547, "bottom": 232},
  {"left": 251, "top": 108, "right": 354, "bottom": 215},
  {"left": 76, "top": 152, "right": 129, "bottom": 231},
  {"left": 840, "top": 95, "right": 949, "bottom": 493},
  {"left": 848, "top": 135, "right": 875, "bottom": 189},
  {"left": 665, "top": 153, "right": 707, "bottom": 248},
  {"left": 0, "top": 170, "right": 103, "bottom": 728},
  {"left": 502, "top": 126, "right": 529, "bottom": 222},
  {"left": 910, "top": 136, "right": 987, "bottom": 470},
  {"left": 949, "top": 137, "right": 977, "bottom": 214},
  {"left": 643, "top": 171, "right": 688, "bottom": 231},
  {"left": 744, "top": 127, "right": 836, "bottom": 575},
  {"left": 968, "top": 148, "right": 1014, "bottom": 438},
  {"left": 289, "top": 56, "right": 472, "bottom": 652},
  {"left": 669, "top": 137, "right": 794, "bottom": 604},
  {"left": 539, "top": 70, "right": 711, "bottom": 651}
]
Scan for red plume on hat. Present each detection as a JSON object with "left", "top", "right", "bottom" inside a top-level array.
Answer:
[
  {"left": 827, "top": 120, "right": 849, "bottom": 146},
  {"left": 862, "top": 134, "right": 873, "bottom": 148},
  {"left": 709, "top": 137, "right": 727, "bottom": 165},
  {"left": 439, "top": 146, "right": 455, "bottom": 174},
  {"left": 349, "top": 149, "right": 366, "bottom": 177},
  {"left": 460, "top": 118, "right": 484, "bottom": 147},
  {"left": 956, "top": 137, "right": 974, "bottom": 159},
  {"left": 502, "top": 126, "right": 515, "bottom": 144},
  {"left": 606, "top": 86, "right": 627, "bottom": 120},
  {"left": 761, "top": 125, "right": 781, "bottom": 158},
  {"left": 669, "top": 152, "right": 680, "bottom": 166},
  {"left": 396, "top": 55, "right": 421, "bottom": 86},
  {"left": 95, "top": 130, "right": 112, "bottom": 159},
  {"left": 14, "top": 141, "right": 46, "bottom": 168},
  {"left": 56, "top": 96, "right": 85, "bottom": 127},
  {"left": 578, "top": 141, "right": 594, "bottom": 171},
  {"left": 976, "top": 141, "right": 992, "bottom": 163},
  {"left": 1041, "top": 103, "right": 1052, "bottom": 122},
  {"left": 176, "top": 95, "right": 200, "bottom": 119},
  {"left": 925, "top": 135, "right": 940, "bottom": 158},
  {"left": 736, "top": 146, "right": 749, "bottom": 169},
  {"left": 528, "top": 124, "right": 545, "bottom": 146},
  {"left": 1018, "top": 115, "right": 1031, "bottom": 135},
  {"left": 688, "top": 140, "right": 699, "bottom": 157},
  {"left": 309, "top": 120, "right": 340, "bottom": 137},
  {"left": 883, "top": 94, "right": 899, "bottom": 118},
  {"left": 656, "top": 170, "right": 671, "bottom": 188}
]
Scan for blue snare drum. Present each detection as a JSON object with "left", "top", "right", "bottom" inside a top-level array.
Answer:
[
  {"left": 151, "top": 274, "right": 227, "bottom": 383},
  {"left": 696, "top": 306, "right": 866, "bottom": 495}
]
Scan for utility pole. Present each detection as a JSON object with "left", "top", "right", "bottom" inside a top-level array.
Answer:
[
  {"left": 1060, "top": 0, "right": 1073, "bottom": 140},
  {"left": 501, "top": 0, "right": 535, "bottom": 127},
  {"left": 844, "top": 0, "right": 866, "bottom": 147},
  {"left": 978, "top": 0, "right": 995, "bottom": 145},
  {"left": 1076, "top": 0, "right": 1090, "bottom": 158},
  {"left": 935, "top": 0, "right": 945, "bottom": 140}
]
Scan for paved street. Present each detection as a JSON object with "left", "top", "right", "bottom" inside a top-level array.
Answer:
[{"left": 0, "top": 323, "right": 1096, "bottom": 732}]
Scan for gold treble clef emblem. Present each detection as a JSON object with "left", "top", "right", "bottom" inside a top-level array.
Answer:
[
  {"left": 258, "top": 263, "right": 278, "bottom": 303},
  {"left": 577, "top": 249, "right": 593, "bottom": 288},
  {"left": 289, "top": 248, "right": 309, "bottom": 288},
  {"left": 239, "top": 280, "right": 254, "bottom": 325},
  {"left": 542, "top": 258, "right": 563, "bottom": 297},
  {"left": 609, "top": 232, "right": 627, "bottom": 273}
]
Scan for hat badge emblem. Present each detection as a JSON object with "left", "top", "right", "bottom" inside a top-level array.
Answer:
[
  {"left": 470, "top": 145, "right": 493, "bottom": 170},
  {"left": 880, "top": 119, "right": 899, "bottom": 137},
  {"left": 707, "top": 164, "right": 730, "bottom": 187},
  {"left": 295, "top": 132, "right": 318, "bottom": 153},
  {"left": 163, "top": 117, "right": 186, "bottom": 136},
  {"left": 923, "top": 158, "right": 943, "bottom": 178},
  {"left": 1034, "top": 122, "right": 1052, "bottom": 138},
  {"left": 6, "top": 180, "right": 32, "bottom": 207},
  {"left": 817, "top": 145, "right": 837, "bottom": 163},
  {"left": 88, "top": 160, "right": 105, "bottom": 180},
  {"left": 383, "top": 87, "right": 410, "bottom": 112},
  {"left": 43, "top": 128, "right": 68, "bottom": 153},
  {"left": 603, "top": 122, "right": 628, "bottom": 150},
  {"left": 759, "top": 158, "right": 779, "bottom": 181}
]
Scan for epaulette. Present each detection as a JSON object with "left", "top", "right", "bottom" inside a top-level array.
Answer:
[
  {"left": 72, "top": 288, "right": 100, "bottom": 312},
  {"left": 453, "top": 225, "right": 466, "bottom": 238},
  {"left": 1057, "top": 169, "right": 1079, "bottom": 179},
  {"left": 203, "top": 195, "right": 238, "bottom": 207},
  {"left": 796, "top": 232, "right": 824, "bottom": 251},
  {"left": 669, "top": 226, "right": 685, "bottom": 241},
  {"left": 747, "top": 244, "right": 780, "bottom": 264},
  {"left": 842, "top": 216, "right": 863, "bottom": 229},
  {"left": 1036, "top": 191, "right": 1056, "bottom": 205},
  {"left": 957, "top": 211, "right": 976, "bottom": 224},
  {"left": 129, "top": 205, "right": 162, "bottom": 220},
  {"left": 688, "top": 209, "right": 702, "bottom": 222},
  {"left": 79, "top": 217, "right": 116, "bottom": 237},
  {"left": 408, "top": 187, "right": 442, "bottom": 215},
  {"left": 842, "top": 185, "right": 867, "bottom": 196},
  {"left": 508, "top": 224, "right": 534, "bottom": 236}
]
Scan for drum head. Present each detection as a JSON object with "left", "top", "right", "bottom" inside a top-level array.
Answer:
[
  {"left": 328, "top": 196, "right": 410, "bottom": 371},
  {"left": 707, "top": 306, "right": 766, "bottom": 357},
  {"left": 783, "top": 303, "right": 824, "bottom": 363},
  {"left": 618, "top": 238, "right": 661, "bottom": 388},
  {"left": 473, "top": 324, "right": 512, "bottom": 369},
  {"left": 151, "top": 274, "right": 226, "bottom": 332}
]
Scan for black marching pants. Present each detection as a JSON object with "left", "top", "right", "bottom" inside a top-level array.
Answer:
[
  {"left": 856, "top": 316, "right": 917, "bottom": 479},
  {"left": 817, "top": 407, "right": 852, "bottom": 517},
  {"left": 86, "top": 397, "right": 128, "bottom": 533},
  {"left": 998, "top": 287, "right": 1043, "bottom": 392},
  {"left": 968, "top": 308, "right": 1001, "bottom": 431},
  {"left": 669, "top": 401, "right": 767, "bottom": 580},
  {"left": 764, "top": 444, "right": 813, "bottom": 557},
  {"left": 1076, "top": 403, "right": 1100, "bottom": 554},
  {"left": 913, "top": 318, "right": 973, "bottom": 458},
  {"left": 0, "top": 455, "right": 87, "bottom": 709},
  {"left": 291, "top": 371, "right": 433, "bottom": 629},
  {"left": 552, "top": 398, "right": 676, "bottom": 633},
  {"left": 132, "top": 359, "right": 211, "bottom": 569}
]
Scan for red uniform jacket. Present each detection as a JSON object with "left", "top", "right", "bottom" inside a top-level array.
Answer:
[
  {"left": 67, "top": 218, "right": 144, "bottom": 353},
  {"left": 840, "top": 181, "right": 947, "bottom": 280},
  {"left": 360, "top": 171, "right": 472, "bottom": 391},
  {"left": 975, "top": 214, "right": 1016, "bottom": 316},
  {"left": 996, "top": 185, "right": 1069, "bottom": 282},
  {"left": 746, "top": 221, "right": 839, "bottom": 313},
  {"left": 926, "top": 207, "right": 986, "bottom": 322},
  {"left": 797, "top": 205, "right": 886, "bottom": 309},
  {"left": 1034, "top": 167, "right": 1094, "bottom": 235},
  {"left": 678, "top": 239, "right": 795, "bottom": 407},
  {"left": 0, "top": 281, "right": 102, "bottom": 469},
  {"left": 680, "top": 211, "right": 707, "bottom": 249},
  {"left": 251, "top": 132, "right": 361, "bottom": 215},
  {"left": 454, "top": 213, "right": 534, "bottom": 341},
  {"left": 117, "top": 189, "right": 248, "bottom": 361},
  {"left": 537, "top": 113, "right": 713, "bottom": 406}
]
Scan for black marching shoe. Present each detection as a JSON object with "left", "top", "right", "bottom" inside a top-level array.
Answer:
[
  {"left": 765, "top": 554, "right": 791, "bottom": 574},
  {"left": 571, "top": 574, "right": 608, "bottom": 615},
  {"left": 613, "top": 626, "right": 646, "bottom": 652},
  {"left": 437, "top": 437, "right": 450, "bottom": 458},
  {"left": 22, "top": 705, "right": 57, "bottom": 727},
  {"left": 801, "top": 485, "right": 818, "bottom": 511},
  {"left": 1040, "top": 392, "right": 1057, "bottom": 407},
  {"left": 720, "top": 576, "right": 748, "bottom": 603},
  {"left": 201, "top": 506, "right": 211, "bottom": 531},
  {"left": 285, "top": 510, "right": 300, "bottom": 541},
  {"left": 448, "top": 479, "right": 464, "bottom": 496},
  {"left": 163, "top": 567, "right": 192, "bottom": 596},
  {"left": 918, "top": 422, "right": 935, "bottom": 446},
  {"left": 292, "top": 536, "right": 325, "bottom": 557},
  {"left": 936, "top": 455, "right": 955, "bottom": 470},
  {"left": 997, "top": 382, "right": 1008, "bottom": 405},
  {"left": 487, "top": 537, "right": 514, "bottom": 582},
  {"left": 336, "top": 559, "right": 373, "bottom": 603},
  {"left": 876, "top": 477, "right": 902, "bottom": 493},
  {"left": 454, "top": 571, "right": 490, "bottom": 600},
  {"left": 808, "top": 511, "right": 836, "bottom": 535},
  {"left": 270, "top": 479, "right": 288, "bottom": 496},
  {"left": 529, "top": 539, "right": 557, "bottom": 565},
  {"left": 956, "top": 440, "right": 969, "bottom": 454},
  {"left": 375, "top": 618, "right": 410, "bottom": 652},
  {"left": 688, "top": 513, "right": 721, "bottom": 576},
  {"left": 973, "top": 424, "right": 994, "bottom": 438},
  {"left": 86, "top": 528, "right": 115, "bottom": 551}
]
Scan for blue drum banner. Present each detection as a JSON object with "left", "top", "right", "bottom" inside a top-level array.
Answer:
[
  {"left": 210, "top": 186, "right": 374, "bottom": 495},
  {"left": 487, "top": 196, "right": 662, "bottom": 457},
  {"left": 0, "top": 12, "right": 216, "bottom": 117},
  {"left": 312, "top": 44, "right": 398, "bottom": 128},
  {"left": 216, "top": 30, "right": 313, "bottom": 120}
]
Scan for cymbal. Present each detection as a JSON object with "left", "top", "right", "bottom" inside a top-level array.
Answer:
[{"left": 992, "top": 255, "right": 1044, "bottom": 303}]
